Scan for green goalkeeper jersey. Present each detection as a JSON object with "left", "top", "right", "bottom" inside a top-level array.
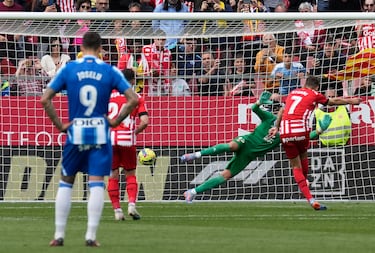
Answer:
[
  {"left": 234, "top": 103, "right": 280, "bottom": 156},
  {"left": 228, "top": 103, "right": 280, "bottom": 177}
]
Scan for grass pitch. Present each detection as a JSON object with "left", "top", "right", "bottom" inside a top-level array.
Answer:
[{"left": 1, "top": 202, "right": 374, "bottom": 253}]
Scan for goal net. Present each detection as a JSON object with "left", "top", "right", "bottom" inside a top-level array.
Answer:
[{"left": 0, "top": 12, "right": 374, "bottom": 202}]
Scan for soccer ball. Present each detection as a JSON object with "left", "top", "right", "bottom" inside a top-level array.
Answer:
[{"left": 138, "top": 148, "right": 157, "bottom": 166}]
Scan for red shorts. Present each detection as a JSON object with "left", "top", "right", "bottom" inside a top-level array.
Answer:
[
  {"left": 112, "top": 145, "right": 137, "bottom": 170},
  {"left": 280, "top": 135, "right": 310, "bottom": 159}
]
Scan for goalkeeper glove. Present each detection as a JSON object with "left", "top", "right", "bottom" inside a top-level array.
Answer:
[
  {"left": 258, "top": 91, "right": 273, "bottom": 105},
  {"left": 317, "top": 114, "right": 332, "bottom": 134}
]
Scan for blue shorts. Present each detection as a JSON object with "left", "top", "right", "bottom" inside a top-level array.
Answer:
[{"left": 61, "top": 142, "right": 112, "bottom": 177}]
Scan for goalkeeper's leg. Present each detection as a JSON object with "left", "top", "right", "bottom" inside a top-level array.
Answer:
[{"left": 180, "top": 142, "right": 238, "bottom": 163}]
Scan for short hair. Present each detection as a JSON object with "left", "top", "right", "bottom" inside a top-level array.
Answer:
[
  {"left": 82, "top": 32, "right": 102, "bottom": 51},
  {"left": 298, "top": 2, "right": 313, "bottom": 11},
  {"left": 284, "top": 47, "right": 293, "bottom": 55},
  {"left": 128, "top": 2, "right": 141, "bottom": 10},
  {"left": 305, "top": 75, "right": 320, "bottom": 89},
  {"left": 123, "top": 68, "right": 135, "bottom": 82}
]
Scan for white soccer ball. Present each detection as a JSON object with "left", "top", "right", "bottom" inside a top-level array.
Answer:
[{"left": 138, "top": 148, "right": 157, "bottom": 166}]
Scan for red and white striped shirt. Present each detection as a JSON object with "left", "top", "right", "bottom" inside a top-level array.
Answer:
[
  {"left": 108, "top": 91, "right": 148, "bottom": 146},
  {"left": 357, "top": 23, "right": 375, "bottom": 51},
  {"left": 57, "top": 0, "right": 75, "bottom": 12},
  {"left": 280, "top": 88, "right": 328, "bottom": 138}
]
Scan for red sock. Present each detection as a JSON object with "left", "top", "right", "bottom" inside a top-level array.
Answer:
[
  {"left": 108, "top": 178, "right": 121, "bottom": 209},
  {"left": 126, "top": 175, "right": 138, "bottom": 204},
  {"left": 301, "top": 158, "right": 309, "bottom": 178},
  {"left": 293, "top": 168, "right": 312, "bottom": 201}
]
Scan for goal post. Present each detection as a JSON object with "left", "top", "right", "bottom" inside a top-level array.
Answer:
[{"left": 0, "top": 12, "right": 375, "bottom": 202}]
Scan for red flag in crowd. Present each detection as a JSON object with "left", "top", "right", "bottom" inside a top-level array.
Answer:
[{"left": 326, "top": 48, "right": 375, "bottom": 81}]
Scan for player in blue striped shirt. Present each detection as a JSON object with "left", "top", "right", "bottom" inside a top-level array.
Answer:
[{"left": 41, "top": 32, "right": 138, "bottom": 247}]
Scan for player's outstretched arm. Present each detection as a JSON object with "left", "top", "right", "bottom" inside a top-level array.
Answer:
[
  {"left": 251, "top": 91, "right": 275, "bottom": 120},
  {"left": 328, "top": 97, "right": 361, "bottom": 106},
  {"left": 310, "top": 114, "right": 332, "bottom": 140},
  {"left": 108, "top": 88, "right": 139, "bottom": 128}
]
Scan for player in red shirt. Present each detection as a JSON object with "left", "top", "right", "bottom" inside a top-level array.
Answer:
[
  {"left": 107, "top": 69, "right": 149, "bottom": 220},
  {"left": 269, "top": 75, "right": 361, "bottom": 210}
]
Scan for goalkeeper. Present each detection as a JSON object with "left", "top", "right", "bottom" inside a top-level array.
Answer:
[{"left": 181, "top": 91, "right": 332, "bottom": 203}]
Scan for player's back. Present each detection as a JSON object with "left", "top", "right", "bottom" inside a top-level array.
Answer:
[
  {"left": 50, "top": 56, "right": 130, "bottom": 120},
  {"left": 281, "top": 88, "right": 328, "bottom": 136},
  {"left": 109, "top": 91, "right": 144, "bottom": 131}
]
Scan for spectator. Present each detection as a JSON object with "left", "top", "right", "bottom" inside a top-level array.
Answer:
[
  {"left": 127, "top": 2, "right": 151, "bottom": 30},
  {"left": 69, "top": 0, "right": 91, "bottom": 59},
  {"left": 354, "top": 75, "right": 375, "bottom": 96},
  {"left": 361, "top": 0, "right": 375, "bottom": 12},
  {"left": 137, "top": 0, "right": 154, "bottom": 11},
  {"left": 294, "top": 2, "right": 326, "bottom": 67},
  {"left": 170, "top": 62, "right": 191, "bottom": 96},
  {"left": 264, "top": 0, "right": 280, "bottom": 11},
  {"left": 309, "top": 37, "right": 346, "bottom": 96},
  {"left": 31, "top": 0, "right": 61, "bottom": 11},
  {"left": 41, "top": 37, "right": 70, "bottom": 77},
  {"left": 0, "top": 0, "right": 25, "bottom": 67},
  {"left": 14, "top": 57, "right": 48, "bottom": 96},
  {"left": 328, "top": 0, "right": 361, "bottom": 11},
  {"left": 270, "top": 47, "right": 306, "bottom": 98},
  {"left": 241, "top": 0, "right": 267, "bottom": 35},
  {"left": 56, "top": 0, "right": 75, "bottom": 12},
  {"left": 94, "top": 0, "right": 109, "bottom": 11},
  {"left": 254, "top": 33, "right": 284, "bottom": 92},
  {"left": 152, "top": 0, "right": 189, "bottom": 50},
  {"left": 317, "top": 0, "right": 329, "bottom": 11},
  {"left": 314, "top": 88, "right": 352, "bottom": 146},
  {"left": 142, "top": 32, "right": 171, "bottom": 96},
  {"left": 113, "top": 20, "right": 127, "bottom": 59},
  {"left": 118, "top": 39, "right": 148, "bottom": 94},
  {"left": 176, "top": 35, "right": 202, "bottom": 92},
  {"left": 239, "top": 0, "right": 267, "bottom": 44},
  {"left": 0, "top": 0, "right": 24, "bottom": 10},
  {"left": 274, "top": 2, "right": 294, "bottom": 49},
  {"left": 356, "top": 0, "right": 375, "bottom": 52},
  {"left": 199, "top": 0, "right": 233, "bottom": 53},
  {"left": 226, "top": 51, "right": 255, "bottom": 96},
  {"left": 288, "top": 0, "right": 316, "bottom": 12},
  {"left": 197, "top": 50, "right": 228, "bottom": 96}
]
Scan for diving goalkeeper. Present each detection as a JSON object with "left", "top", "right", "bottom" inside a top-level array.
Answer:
[{"left": 181, "top": 91, "right": 332, "bottom": 204}]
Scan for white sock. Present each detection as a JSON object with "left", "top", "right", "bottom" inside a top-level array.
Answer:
[
  {"left": 195, "top": 152, "right": 202, "bottom": 158},
  {"left": 85, "top": 182, "right": 105, "bottom": 241},
  {"left": 54, "top": 181, "right": 73, "bottom": 239}
]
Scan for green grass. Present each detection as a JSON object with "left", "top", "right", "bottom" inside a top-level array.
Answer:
[{"left": 1, "top": 202, "right": 375, "bottom": 253}]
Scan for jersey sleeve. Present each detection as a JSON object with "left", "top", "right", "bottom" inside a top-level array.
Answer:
[
  {"left": 252, "top": 103, "right": 276, "bottom": 122},
  {"left": 316, "top": 92, "right": 329, "bottom": 106},
  {"left": 137, "top": 96, "right": 148, "bottom": 116}
]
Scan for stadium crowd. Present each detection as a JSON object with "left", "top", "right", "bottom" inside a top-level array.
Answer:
[{"left": 0, "top": 0, "right": 374, "bottom": 97}]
